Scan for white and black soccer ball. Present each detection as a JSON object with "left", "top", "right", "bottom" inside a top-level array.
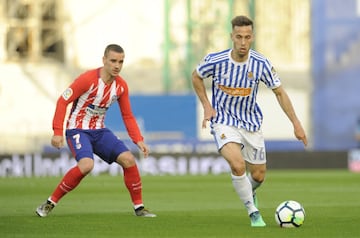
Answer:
[{"left": 275, "top": 200, "right": 305, "bottom": 228}]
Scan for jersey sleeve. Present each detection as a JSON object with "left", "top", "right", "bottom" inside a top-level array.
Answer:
[
  {"left": 52, "top": 72, "right": 93, "bottom": 135},
  {"left": 261, "top": 59, "right": 281, "bottom": 89},
  {"left": 117, "top": 80, "right": 144, "bottom": 144},
  {"left": 196, "top": 54, "right": 214, "bottom": 79}
]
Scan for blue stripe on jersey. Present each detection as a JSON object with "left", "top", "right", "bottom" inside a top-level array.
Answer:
[{"left": 196, "top": 49, "right": 281, "bottom": 132}]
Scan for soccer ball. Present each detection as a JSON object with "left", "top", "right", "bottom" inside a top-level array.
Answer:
[{"left": 275, "top": 200, "right": 305, "bottom": 228}]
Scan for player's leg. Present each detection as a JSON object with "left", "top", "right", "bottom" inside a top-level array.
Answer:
[
  {"left": 246, "top": 163, "right": 266, "bottom": 207},
  {"left": 242, "top": 128, "right": 267, "bottom": 208},
  {"left": 237, "top": 128, "right": 266, "bottom": 226},
  {"left": 116, "top": 151, "right": 143, "bottom": 208},
  {"left": 246, "top": 165, "right": 266, "bottom": 191},
  {"left": 219, "top": 142, "right": 257, "bottom": 213},
  {"left": 115, "top": 151, "right": 155, "bottom": 217},
  {"left": 220, "top": 143, "right": 265, "bottom": 227},
  {"left": 95, "top": 128, "right": 156, "bottom": 217},
  {"left": 36, "top": 130, "right": 94, "bottom": 217},
  {"left": 51, "top": 157, "right": 94, "bottom": 202},
  {"left": 212, "top": 123, "right": 265, "bottom": 227}
]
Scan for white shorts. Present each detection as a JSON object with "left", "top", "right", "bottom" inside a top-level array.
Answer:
[{"left": 211, "top": 123, "right": 266, "bottom": 164}]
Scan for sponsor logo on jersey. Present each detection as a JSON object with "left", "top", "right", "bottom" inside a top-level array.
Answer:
[
  {"left": 62, "top": 88, "right": 73, "bottom": 101},
  {"left": 218, "top": 85, "right": 251, "bottom": 97},
  {"left": 86, "top": 104, "right": 107, "bottom": 116}
]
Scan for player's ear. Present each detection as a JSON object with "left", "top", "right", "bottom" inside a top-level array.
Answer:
[{"left": 248, "top": 30, "right": 254, "bottom": 43}]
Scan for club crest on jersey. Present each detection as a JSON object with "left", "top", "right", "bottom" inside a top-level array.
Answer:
[
  {"left": 247, "top": 71, "right": 253, "bottom": 79},
  {"left": 271, "top": 67, "right": 278, "bottom": 78},
  {"left": 62, "top": 88, "right": 73, "bottom": 101}
]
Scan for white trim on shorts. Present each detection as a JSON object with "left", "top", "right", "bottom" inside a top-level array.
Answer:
[{"left": 210, "top": 123, "right": 267, "bottom": 164}]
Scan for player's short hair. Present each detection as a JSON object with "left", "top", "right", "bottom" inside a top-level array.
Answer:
[
  {"left": 104, "top": 44, "right": 124, "bottom": 56},
  {"left": 231, "top": 16, "right": 253, "bottom": 29}
]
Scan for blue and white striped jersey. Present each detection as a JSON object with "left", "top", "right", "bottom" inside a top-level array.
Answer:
[{"left": 196, "top": 48, "right": 281, "bottom": 132}]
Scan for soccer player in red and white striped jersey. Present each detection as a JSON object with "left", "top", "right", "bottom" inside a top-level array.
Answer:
[
  {"left": 192, "top": 16, "right": 307, "bottom": 227},
  {"left": 36, "top": 44, "right": 156, "bottom": 217}
]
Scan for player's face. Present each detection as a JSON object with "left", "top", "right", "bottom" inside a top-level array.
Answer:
[
  {"left": 102, "top": 50, "right": 125, "bottom": 77},
  {"left": 230, "top": 25, "right": 254, "bottom": 62}
]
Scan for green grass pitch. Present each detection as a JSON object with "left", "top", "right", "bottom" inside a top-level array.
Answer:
[{"left": 0, "top": 169, "right": 359, "bottom": 238}]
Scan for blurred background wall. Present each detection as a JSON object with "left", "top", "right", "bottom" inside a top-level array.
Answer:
[
  {"left": 0, "top": 0, "right": 359, "bottom": 158},
  {"left": 312, "top": 0, "right": 360, "bottom": 150}
]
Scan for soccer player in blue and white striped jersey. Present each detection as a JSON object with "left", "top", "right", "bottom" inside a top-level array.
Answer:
[{"left": 192, "top": 15, "right": 307, "bottom": 227}]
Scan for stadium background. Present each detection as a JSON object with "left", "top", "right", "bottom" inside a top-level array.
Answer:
[{"left": 0, "top": 0, "right": 359, "bottom": 176}]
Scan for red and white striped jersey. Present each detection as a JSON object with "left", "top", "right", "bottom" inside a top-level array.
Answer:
[{"left": 52, "top": 68, "right": 143, "bottom": 143}]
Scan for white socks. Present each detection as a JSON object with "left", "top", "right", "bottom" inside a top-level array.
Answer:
[
  {"left": 231, "top": 173, "right": 258, "bottom": 215},
  {"left": 134, "top": 204, "right": 144, "bottom": 210},
  {"left": 247, "top": 174, "right": 262, "bottom": 191}
]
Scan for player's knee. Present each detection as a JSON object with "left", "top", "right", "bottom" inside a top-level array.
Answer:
[
  {"left": 231, "top": 163, "right": 246, "bottom": 176},
  {"left": 251, "top": 170, "right": 266, "bottom": 183},
  {"left": 116, "top": 152, "right": 136, "bottom": 168},
  {"left": 77, "top": 158, "right": 94, "bottom": 174}
]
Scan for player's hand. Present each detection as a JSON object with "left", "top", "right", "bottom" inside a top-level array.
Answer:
[
  {"left": 137, "top": 141, "right": 150, "bottom": 158},
  {"left": 51, "top": 135, "right": 64, "bottom": 149},
  {"left": 294, "top": 123, "right": 308, "bottom": 146},
  {"left": 202, "top": 106, "right": 217, "bottom": 128}
]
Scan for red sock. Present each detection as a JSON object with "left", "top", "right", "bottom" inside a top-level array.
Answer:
[
  {"left": 123, "top": 165, "right": 143, "bottom": 206},
  {"left": 50, "top": 166, "right": 85, "bottom": 203}
]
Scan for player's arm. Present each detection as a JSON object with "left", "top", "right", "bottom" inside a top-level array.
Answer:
[
  {"left": 51, "top": 75, "right": 90, "bottom": 148},
  {"left": 117, "top": 82, "right": 144, "bottom": 142},
  {"left": 191, "top": 70, "right": 216, "bottom": 128},
  {"left": 272, "top": 86, "right": 308, "bottom": 146},
  {"left": 51, "top": 93, "right": 72, "bottom": 149},
  {"left": 117, "top": 88, "right": 149, "bottom": 157}
]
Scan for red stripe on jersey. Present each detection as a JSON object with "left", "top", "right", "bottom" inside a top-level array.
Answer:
[
  {"left": 88, "top": 82, "right": 112, "bottom": 128},
  {"left": 52, "top": 68, "right": 144, "bottom": 143}
]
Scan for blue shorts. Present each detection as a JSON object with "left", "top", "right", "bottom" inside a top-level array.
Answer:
[{"left": 65, "top": 128, "right": 129, "bottom": 164}]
